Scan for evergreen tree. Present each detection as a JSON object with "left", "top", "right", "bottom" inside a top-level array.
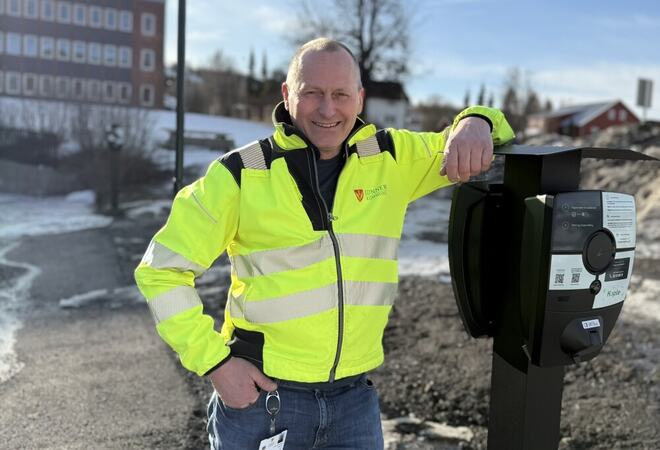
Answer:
[
  {"left": 477, "top": 83, "right": 486, "bottom": 105},
  {"left": 262, "top": 50, "right": 268, "bottom": 80},
  {"left": 248, "top": 48, "right": 255, "bottom": 79}
]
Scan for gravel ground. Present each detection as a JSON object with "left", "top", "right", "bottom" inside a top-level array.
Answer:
[
  {"left": 2, "top": 195, "right": 655, "bottom": 449},
  {"left": 111, "top": 208, "right": 660, "bottom": 450}
]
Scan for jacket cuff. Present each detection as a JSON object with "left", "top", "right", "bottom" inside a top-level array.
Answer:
[
  {"left": 458, "top": 113, "right": 493, "bottom": 131},
  {"left": 203, "top": 352, "right": 232, "bottom": 377}
]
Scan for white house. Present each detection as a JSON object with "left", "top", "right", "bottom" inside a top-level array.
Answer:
[{"left": 365, "top": 81, "right": 409, "bottom": 129}]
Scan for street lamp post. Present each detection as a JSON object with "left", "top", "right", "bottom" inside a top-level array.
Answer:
[
  {"left": 174, "top": 0, "right": 186, "bottom": 197},
  {"left": 105, "top": 123, "right": 125, "bottom": 215}
]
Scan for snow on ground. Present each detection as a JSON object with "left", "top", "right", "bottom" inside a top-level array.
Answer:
[
  {"left": 0, "top": 191, "right": 112, "bottom": 240},
  {"left": 58, "top": 286, "right": 143, "bottom": 309},
  {"left": 0, "top": 191, "right": 113, "bottom": 384},
  {"left": 399, "top": 194, "right": 452, "bottom": 280},
  {"left": 152, "top": 110, "right": 273, "bottom": 149},
  {"left": 0, "top": 242, "right": 40, "bottom": 384},
  {"left": 150, "top": 146, "right": 224, "bottom": 172}
]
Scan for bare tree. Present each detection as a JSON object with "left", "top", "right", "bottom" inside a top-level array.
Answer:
[{"left": 293, "top": 0, "right": 411, "bottom": 89}]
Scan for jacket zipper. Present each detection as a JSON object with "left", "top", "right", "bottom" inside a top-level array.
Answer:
[
  {"left": 284, "top": 122, "right": 367, "bottom": 382},
  {"left": 307, "top": 151, "right": 344, "bottom": 382}
]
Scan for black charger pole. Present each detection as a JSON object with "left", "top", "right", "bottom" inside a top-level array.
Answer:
[{"left": 173, "top": 0, "right": 186, "bottom": 197}]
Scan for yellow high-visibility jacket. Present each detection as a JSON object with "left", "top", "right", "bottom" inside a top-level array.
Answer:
[{"left": 134, "top": 103, "right": 514, "bottom": 382}]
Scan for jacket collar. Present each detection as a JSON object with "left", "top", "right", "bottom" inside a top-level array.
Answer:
[{"left": 271, "top": 101, "right": 373, "bottom": 156}]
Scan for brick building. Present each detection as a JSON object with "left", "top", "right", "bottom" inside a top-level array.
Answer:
[
  {"left": 0, "top": 0, "right": 165, "bottom": 108},
  {"left": 527, "top": 100, "right": 639, "bottom": 137}
]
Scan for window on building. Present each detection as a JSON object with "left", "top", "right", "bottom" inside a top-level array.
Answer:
[
  {"left": 7, "top": 32, "right": 21, "bottom": 55},
  {"left": 23, "top": 34, "right": 38, "bottom": 57},
  {"left": 89, "top": 6, "right": 102, "bottom": 27},
  {"left": 119, "top": 11, "right": 133, "bottom": 32},
  {"left": 40, "top": 36, "right": 54, "bottom": 59},
  {"left": 7, "top": 0, "right": 21, "bottom": 17},
  {"left": 103, "top": 45, "right": 116, "bottom": 66},
  {"left": 88, "top": 42, "right": 101, "bottom": 64},
  {"left": 0, "top": 72, "right": 3, "bottom": 95},
  {"left": 118, "top": 46, "right": 132, "bottom": 68},
  {"left": 72, "top": 78, "right": 85, "bottom": 99},
  {"left": 23, "top": 73, "right": 37, "bottom": 95},
  {"left": 72, "top": 40, "right": 85, "bottom": 63},
  {"left": 141, "top": 13, "right": 156, "bottom": 36},
  {"left": 6, "top": 72, "right": 20, "bottom": 94},
  {"left": 119, "top": 83, "right": 132, "bottom": 104},
  {"left": 619, "top": 110, "right": 627, "bottom": 121},
  {"left": 87, "top": 79, "right": 101, "bottom": 100},
  {"left": 56, "top": 39, "right": 70, "bottom": 61},
  {"left": 39, "top": 75, "right": 54, "bottom": 97},
  {"left": 57, "top": 1, "right": 71, "bottom": 23},
  {"left": 41, "top": 0, "right": 54, "bottom": 20},
  {"left": 23, "top": 0, "right": 37, "bottom": 18},
  {"left": 140, "top": 48, "right": 155, "bottom": 71},
  {"left": 140, "top": 84, "right": 154, "bottom": 106},
  {"left": 56, "top": 77, "right": 70, "bottom": 98},
  {"left": 103, "top": 81, "right": 116, "bottom": 102},
  {"left": 0, "top": 33, "right": 4, "bottom": 54},
  {"left": 608, "top": 109, "right": 616, "bottom": 121},
  {"left": 73, "top": 3, "right": 86, "bottom": 26},
  {"left": 104, "top": 8, "right": 116, "bottom": 30}
]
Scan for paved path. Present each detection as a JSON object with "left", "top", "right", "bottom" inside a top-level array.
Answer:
[{"left": 0, "top": 228, "right": 197, "bottom": 449}]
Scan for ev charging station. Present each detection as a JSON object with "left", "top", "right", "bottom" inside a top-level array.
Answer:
[{"left": 448, "top": 144, "right": 658, "bottom": 450}]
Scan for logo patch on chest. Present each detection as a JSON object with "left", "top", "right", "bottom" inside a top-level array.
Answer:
[{"left": 354, "top": 185, "right": 387, "bottom": 202}]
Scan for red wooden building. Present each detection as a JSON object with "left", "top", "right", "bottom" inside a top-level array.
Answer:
[{"left": 527, "top": 100, "right": 639, "bottom": 137}]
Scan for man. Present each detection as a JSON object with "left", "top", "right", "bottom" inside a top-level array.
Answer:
[{"left": 135, "top": 38, "right": 514, "bottom": 449}]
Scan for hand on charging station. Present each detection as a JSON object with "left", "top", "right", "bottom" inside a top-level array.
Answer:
[{"left": 441, "top": 116, "right": 494, "bottom": 182}]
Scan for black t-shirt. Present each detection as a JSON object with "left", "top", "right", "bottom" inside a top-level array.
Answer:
[{"left": 316, "top": 152, "right": 345, "bottom": 212}]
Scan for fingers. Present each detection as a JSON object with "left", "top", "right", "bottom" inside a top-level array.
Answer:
[
  {"left": 457, "top": 142, "right": 471, "bottom": 182},
  {"left": 440, "top": 142, "right": 457, "bottom": 180},
  {"left": 481, "top": 141, "right": 494, "bottom": 172},
  {"left": 249, "top": 365, "right": 278, "bottom": 392},
  {"left": 442, "top": 118, "right": 493, "bottom": 182}
]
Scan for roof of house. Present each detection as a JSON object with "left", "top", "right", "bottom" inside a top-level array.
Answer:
[
  {"left": 365, "top": 81, "right": 409, "bottom": 102},
  {"left": 531, "top": 100, "right": 628, "bottom": 127}
]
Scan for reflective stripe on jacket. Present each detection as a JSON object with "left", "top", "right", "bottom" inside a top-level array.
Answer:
[{"left": 134, "top": 102, "right": 515, "bottom": 381}]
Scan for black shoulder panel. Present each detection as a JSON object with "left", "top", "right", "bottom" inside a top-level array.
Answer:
[
  {"left": 259, "top": 138, "right": 273, "bottom": 169},
  {"left": 376, "top": 129, "right": 395, "bottom": 159},
  {"left": 219, "top": 149, "right": 245, "bottom": 187}
]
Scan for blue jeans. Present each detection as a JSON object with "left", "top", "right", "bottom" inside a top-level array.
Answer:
[{"left": 206, "top": 374, "right": 384, "bottom": 449}]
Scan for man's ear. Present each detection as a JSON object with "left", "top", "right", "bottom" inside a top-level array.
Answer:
[
  {"left": 281, "top": 82, "right": 290, "bottom": 110},
  {"left": 357, "top": 87, "right": 366, "bottom": 114}
]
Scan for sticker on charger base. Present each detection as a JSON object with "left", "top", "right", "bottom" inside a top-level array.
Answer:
[
  {"left": 602, "top": 192, "right": 636, "bottom": 248},
  {"left": 549, "top": 254, "right": 596, "bottom": 290},
  {"left": 582, "top": 319, "right": 601, "bottom": 330},
  {"left": 593, "top": 250, "right": 635, "bottom": 309}
]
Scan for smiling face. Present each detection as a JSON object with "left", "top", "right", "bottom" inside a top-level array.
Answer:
[{"left": 282, "top": 49, "right": 365, "bottom": 159}]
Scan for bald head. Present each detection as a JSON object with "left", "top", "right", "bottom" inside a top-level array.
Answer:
[{"left": 286, "top": 38, "right": 362, "bottom": 92}]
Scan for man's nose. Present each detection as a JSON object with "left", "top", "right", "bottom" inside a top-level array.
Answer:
[{"left": 318, "top": 94, "right": 336, "bottom": 117}]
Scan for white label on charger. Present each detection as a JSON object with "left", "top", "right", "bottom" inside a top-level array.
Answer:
[
  {"left": 593, "top": 250, "right": 635, "bottom": 309},
  {"left": 582, "top": 319, "right": 600, "bottom": 329},
  {"left": 549, "top": 254, "right": 596, "bottom": 290},
  {"left": 602, "top": 192, "right": 636, "bottom": 248}
]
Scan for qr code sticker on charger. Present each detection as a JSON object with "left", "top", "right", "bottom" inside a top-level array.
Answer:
[{"left": 554, "top": 273, "right": 564, "bottom": 284}]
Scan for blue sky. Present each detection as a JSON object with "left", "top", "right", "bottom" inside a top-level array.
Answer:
[{"left": 164, "top": 0, "right": 660, "bottom": 119}]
